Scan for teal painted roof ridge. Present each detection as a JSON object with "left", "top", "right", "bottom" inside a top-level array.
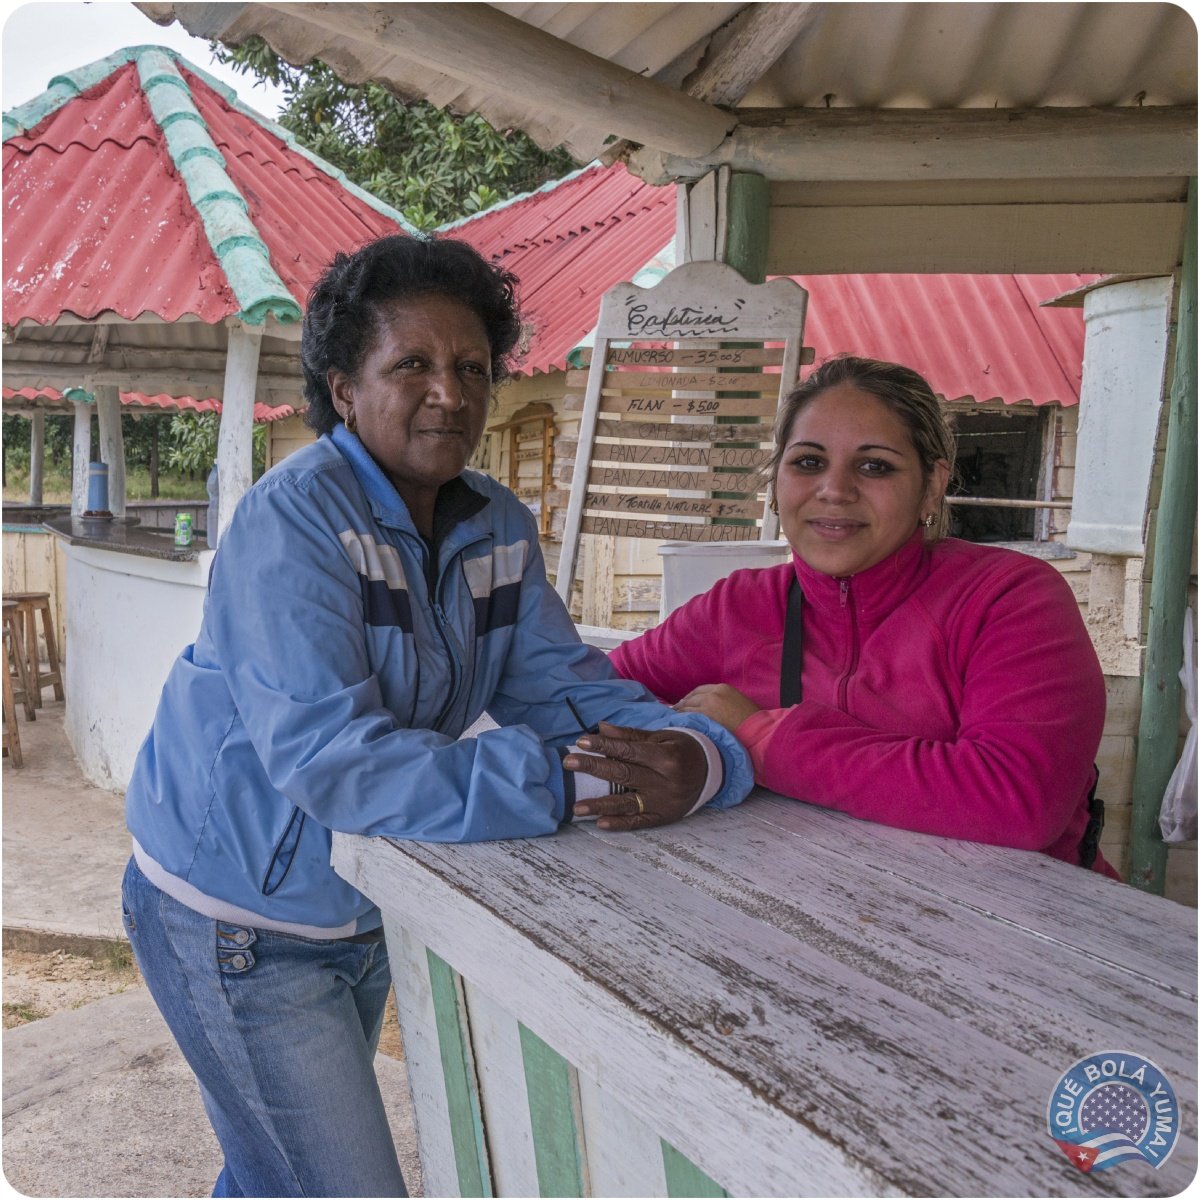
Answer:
[
  {"left": 1, "top": 45, "right": 233, "bottom": 142},
  {"left": 174, "top": 69, "right": 422, "bottom": 237},
  {"left": 136, "top": 48, "right": 300, "bottom": 327},
  {"left": 155, "top": 54, "right": 420, "bottom": 235},
  {"left": 5, "top": 43, "right": 417, "bottom": 239},
  {"left": 435, "top": 162, "right": 598, "bottom": 234},
  {"left": 3, "top": 46, "right": 141, "bottom": 142},
  {"left": 157, "top": 53, "right": 420, "bottom": 237}
]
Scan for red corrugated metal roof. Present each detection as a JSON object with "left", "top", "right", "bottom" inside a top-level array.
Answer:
[
  {"left": 3, "top": 386, "right": 293, "bottom": 422},
  {"left": 3, "top": 49, "right": 409, "bottom": 329},
  {"left": 4, "top": 62, "right": 234, "bottom": 325},
  {"left": 446, "top": 164, "right": 676, "bottom": 376},
  {"left": 183, "top": 66, "right": 405, "bottom": 307},
  {"left": 448, "top": 164, "right": 1094, "bottom": 404},
  {"left": 793, "top": 272, "right": 1097, "bottom": 406}
]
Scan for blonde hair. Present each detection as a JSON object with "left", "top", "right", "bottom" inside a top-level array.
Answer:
[{"left": 766, "top": 355, "right": 956, "bottom": 540}]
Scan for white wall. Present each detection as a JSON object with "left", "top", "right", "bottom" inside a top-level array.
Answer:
[{"left": 63, "top": 544, "right": 211, "bottom": 792}]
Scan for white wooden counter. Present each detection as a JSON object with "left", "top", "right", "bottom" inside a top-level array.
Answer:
[
  {"left": 52, "top": 531, "right": 212, "bottom": 790},
  {"left": 332, "top": 794, "right": 1197, "bottom": 1198}
]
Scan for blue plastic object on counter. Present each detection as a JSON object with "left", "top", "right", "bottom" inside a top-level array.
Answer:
[{"left": 86, "top": 462, "right": 110, "bottom": 514}]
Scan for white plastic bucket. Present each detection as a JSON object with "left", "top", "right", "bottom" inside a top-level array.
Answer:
[{"left": 657, "top": 540, "right": 791, "bottom": 616}]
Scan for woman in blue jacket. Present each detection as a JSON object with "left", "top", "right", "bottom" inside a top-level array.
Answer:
[{"left": 121, "top": 235, "right": 752, "bottom": 1197}]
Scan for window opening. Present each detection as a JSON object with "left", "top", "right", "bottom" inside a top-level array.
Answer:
[{"left": 947, "top": 408, "right": 1052, "bottom": 543}]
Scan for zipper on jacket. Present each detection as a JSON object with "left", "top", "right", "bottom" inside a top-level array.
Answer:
[
  {"left": 412, "top": 535, "right": 462, "bottom": 733},
  {"left": 430, "top": 598, "right": 462, "bottom": 729},
  {"left": 391, "top": 518, "right": 488, "bottom": 735},
  {"left": 836, "top": 577, "right": 860, "bottom": 712},
  {"left": 429, "top": 532, "right": 489, "bottom": 733}
]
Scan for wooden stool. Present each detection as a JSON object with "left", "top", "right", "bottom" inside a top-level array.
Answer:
[
  {"left": 2, "top": 600, "right": 35, "bottom": 729},
  {"left": 2, "top": 607, "right": 22, "bottom": 767},
  {"left": 6, "top": 591, "right": 63, "bottom": 708}
]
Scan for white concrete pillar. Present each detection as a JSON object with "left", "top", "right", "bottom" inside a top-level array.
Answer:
[
  {"left": 71, "top": 401, "right": 92, "bottom": 517},
  {"left": 95, "top": 383, "right": 126, "bottom": 520},
  {"left": 28, "top": 409, "right": 44, "bottom": 505},
  {"left": 1067, "top": 276, "right": 1174, "bottom": 555},
  {"left": 215, "top": 321, "right": 263, "bottom": 545}
]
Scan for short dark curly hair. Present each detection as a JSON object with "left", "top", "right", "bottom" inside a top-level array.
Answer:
[{"left": 301, "top": 235, "right": 522, "bottom": 436}]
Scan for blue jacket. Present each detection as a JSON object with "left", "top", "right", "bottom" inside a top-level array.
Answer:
[{"left": 126, "top": 426, "right": 753, "bottom": 936}]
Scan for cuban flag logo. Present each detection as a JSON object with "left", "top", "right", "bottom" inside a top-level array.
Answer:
[{"left": 1047, "top": 1052, "right": 1180, "bottom": 1172}]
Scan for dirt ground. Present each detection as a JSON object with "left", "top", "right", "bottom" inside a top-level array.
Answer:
[
  {"left": 2, "top": 947, "right": 406, "bottom": 1059},
  {"left": 2, "top": 947, "right": 139, "bottom": 1027}
]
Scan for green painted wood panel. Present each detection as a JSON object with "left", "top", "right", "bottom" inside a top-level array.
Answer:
[
  {"left": 661, "top": 1139, "right": 728, "bottom": 1197},
  {"left": 716, "top": 171, "right": 775, "bottom": 526},
  {"left": 724, "top": 172, "right": 770, "bottom": 286},
  {"left": 1129, "top": 176, "right": 1197, "bottom": 891},
  {"left": 426, "top": 949, "right": 493, "bottom": 1197},
  {"left": 518, "top": 1023, "right": 586, "bottom": 1197}
]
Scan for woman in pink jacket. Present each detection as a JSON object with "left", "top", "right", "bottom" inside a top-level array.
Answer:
[{"left": 610, "top": 355, "right": 1119, "bottom": 877}]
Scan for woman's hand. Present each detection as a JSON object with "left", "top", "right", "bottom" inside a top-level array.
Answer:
[
  {"left": 564, "top": 722, "right": 706, "bottom": 831},
  {"left": 673, "top": 684, "right": 760, "bottom": 734}
]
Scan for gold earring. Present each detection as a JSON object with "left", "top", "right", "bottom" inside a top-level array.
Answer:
[{"left": 345, "top": 409, "right": 357, "bottom": 433}]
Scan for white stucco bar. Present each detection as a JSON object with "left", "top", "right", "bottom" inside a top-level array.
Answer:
[
  {"left": 332, "top": 799, "right": 1196, "bottom": 1197},
  {"left": 51, "top": 527, "right": 211, "bottom": 791}
]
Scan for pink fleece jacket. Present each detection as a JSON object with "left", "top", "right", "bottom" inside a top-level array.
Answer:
[{"left": 611, "top": 532, "right": 1119, "bottom": 877}]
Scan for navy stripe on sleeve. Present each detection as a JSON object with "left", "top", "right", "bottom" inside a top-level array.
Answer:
[
  {"left": 362, "top": 578, "right": 414, "bottom": 632},
  {"left": 474, "top": 580, "right": 521, "bottom": 635}
]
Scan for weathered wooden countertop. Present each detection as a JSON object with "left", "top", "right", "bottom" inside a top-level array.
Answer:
[
  {"left": 333, "top": 792, "right": 1197, "bottom": 1197},
  {"left": 43, "top": 515, "right": 202, "bottom": 561}
]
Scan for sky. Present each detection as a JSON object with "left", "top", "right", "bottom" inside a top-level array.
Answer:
[{"left": 2, "top": 0, "right": 287, "bottom": 116}]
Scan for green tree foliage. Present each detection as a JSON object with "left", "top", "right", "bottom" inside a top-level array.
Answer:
[
  {"left": 166, "top": 412, "right": 266, "bottom": 477},
  {"left": 164, "top": 411, "right": 218, "bottom": 475},
  {"left": 214, "top": 38, "right": 576, "bottom": 230},
  {"left": 3, "top": 414, "right": 31, "bottom": 476},
  {"left": 2, "top": 411, "right": 265, "bottom": 489},
  {"left": 2, "top": 413, "right": 74, "bottom": 480},
  {"left": 121, "top": 413, "right": 168, "bottom": 468}
]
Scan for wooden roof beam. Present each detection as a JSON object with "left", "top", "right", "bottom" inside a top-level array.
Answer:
[
  {"left": 600, "top": 2, "right": 824, "bottom": 169},
  {"left": 627, "top": 105, "right": 1197, "bottom": 184},
  {"left": 86, "top": 324, "right": 111, "bottom": 363},
  {"left": 2, "top": 363, "right": 299, "bottom": 396},
  {"left": 682, "top": 3, "right": 824, "bottom": 107},
  {"left": 4, "top": 341, "right": 300, "bottom": 377},
  {"left": 138, "top": 1, "right": 738, "bottom": 159}
]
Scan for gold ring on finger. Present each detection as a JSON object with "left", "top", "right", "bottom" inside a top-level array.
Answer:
[{"left": 631, "top": 791, "right": 645, "bottom": 815}]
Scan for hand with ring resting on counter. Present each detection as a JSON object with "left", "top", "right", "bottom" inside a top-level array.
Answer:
[{"left": 563, "top": 722, "right": 707, "bottom": 831}]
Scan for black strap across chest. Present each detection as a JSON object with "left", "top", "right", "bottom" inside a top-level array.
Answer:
[{"left": 780, "top": 575, "right": 803, "bottom": 707}]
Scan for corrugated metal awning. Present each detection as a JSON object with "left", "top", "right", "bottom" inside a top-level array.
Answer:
[
  {"left": 3, "top": 46, "right": 412, "bottom": 332},
  {"left": 3, "top": 386, "right": 294, "bottom": 423},
  {"left": 448, "top": 164, "right": 1093, "bottom": 404},
  {"left": 135, "top": 3, "right": 1195, "bottom": 165}
]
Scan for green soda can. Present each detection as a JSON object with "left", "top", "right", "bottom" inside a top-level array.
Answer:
[{"left": 174, "top": 512, "right": 194, "bottom": 547}]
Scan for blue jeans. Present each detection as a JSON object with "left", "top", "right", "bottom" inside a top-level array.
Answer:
[{"left": 121, "top": 858, "right": 408, "bottom": 1198}]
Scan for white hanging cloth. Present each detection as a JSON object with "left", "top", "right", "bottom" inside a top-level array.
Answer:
[{"left": 1159, "top": 606, "right": 1197, "bottom": 843}]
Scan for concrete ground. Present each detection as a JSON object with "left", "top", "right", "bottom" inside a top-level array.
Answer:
[{"left": 2, "top": 702, "right": 423, "bottom": 1198}]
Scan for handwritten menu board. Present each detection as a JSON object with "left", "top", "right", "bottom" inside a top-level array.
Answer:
[{"left": 554, "top": 261, "right": 808, "bottom": 611}]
